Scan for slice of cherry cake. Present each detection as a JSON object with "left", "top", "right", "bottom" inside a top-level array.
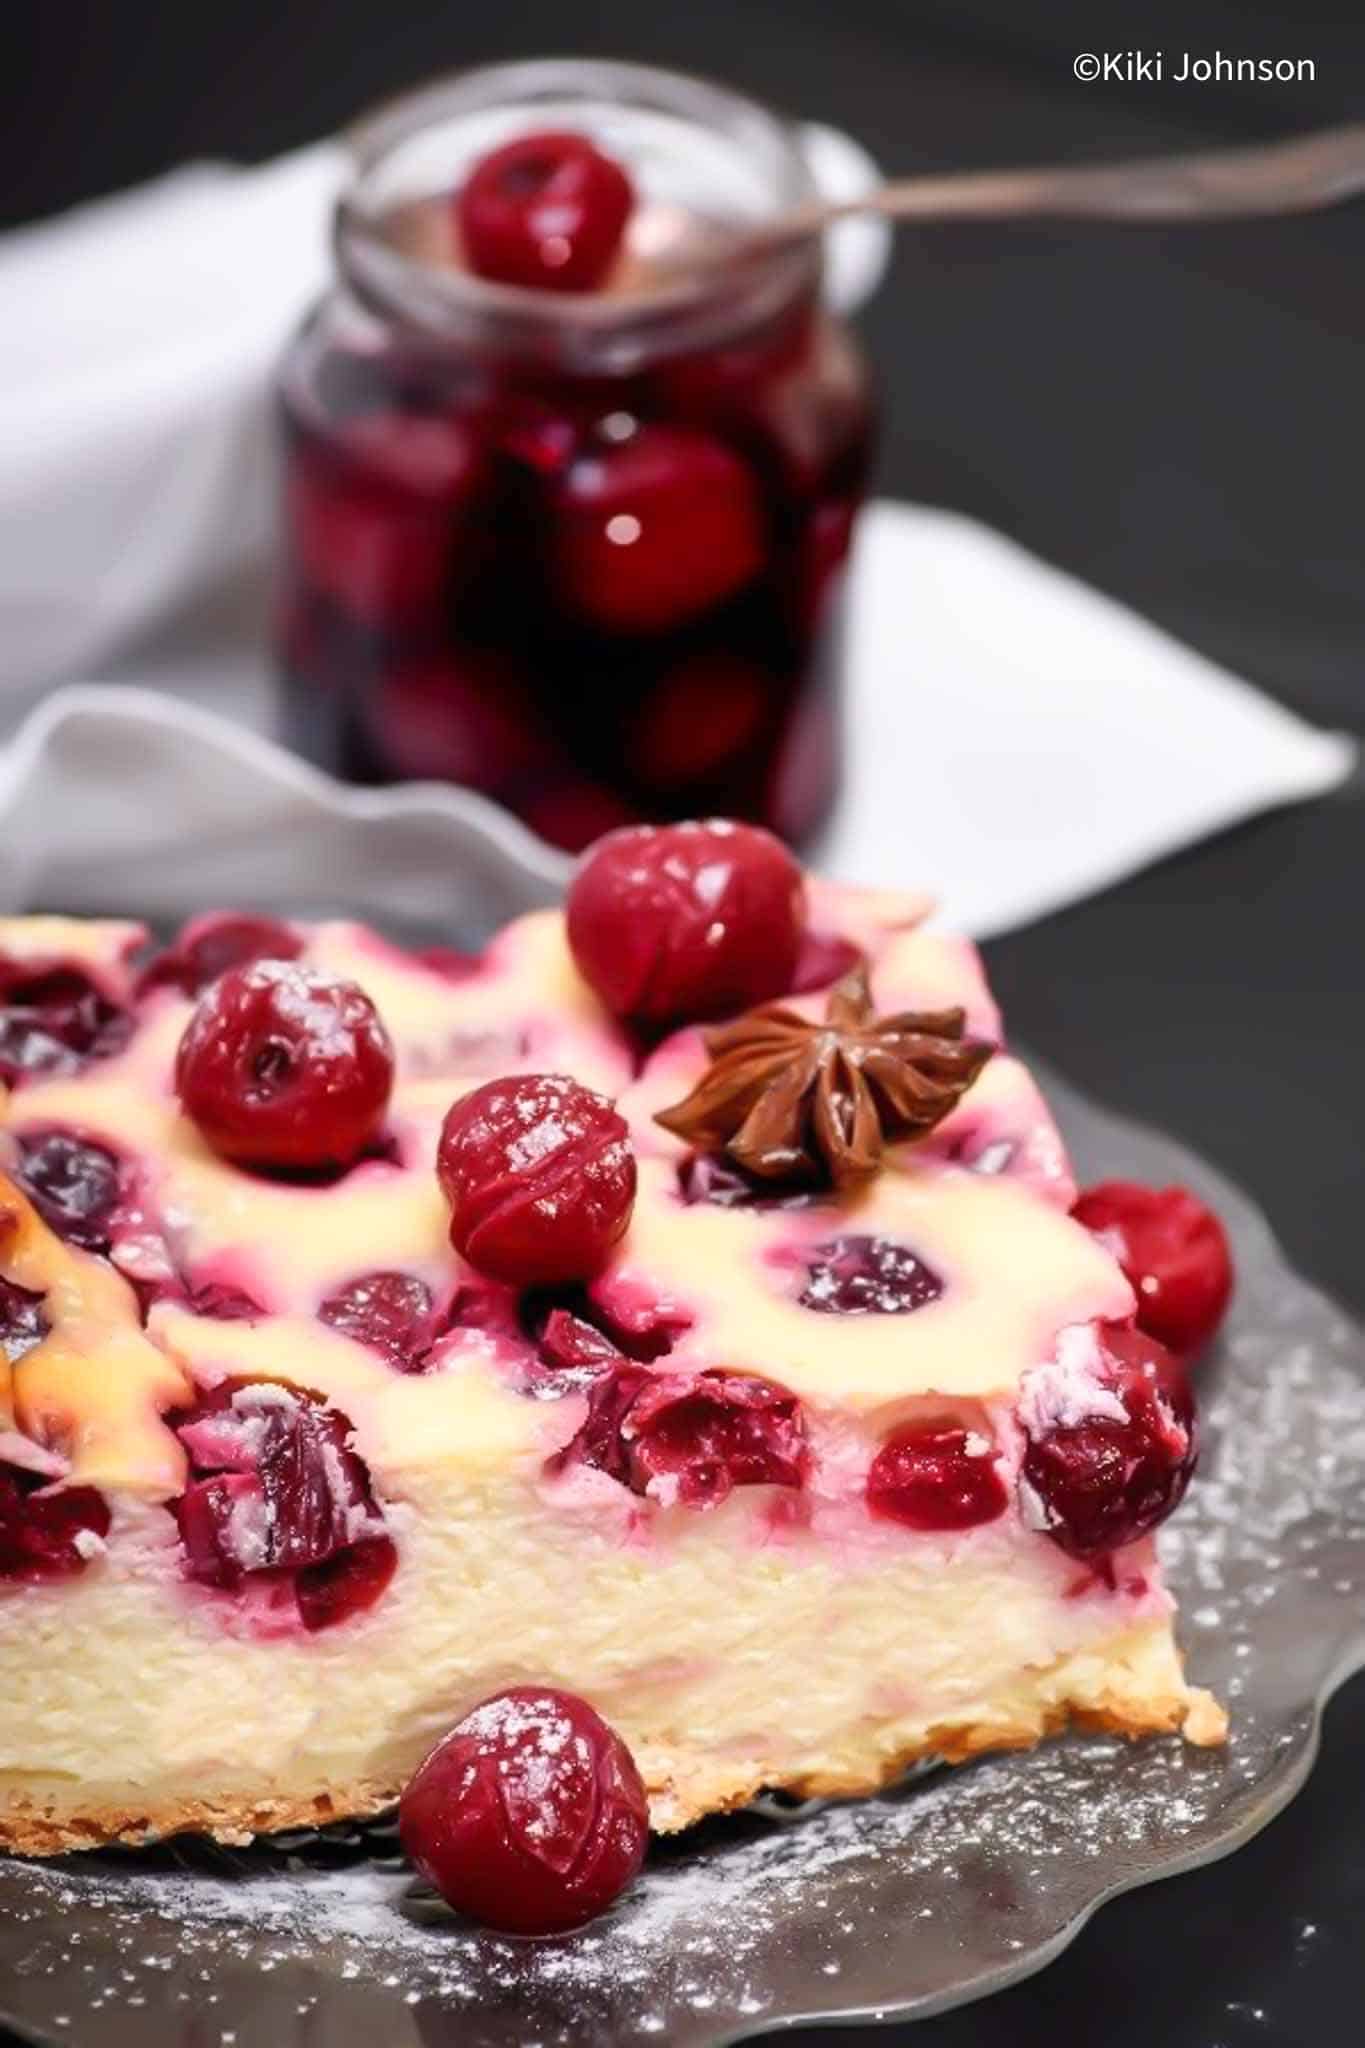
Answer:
[{"left": 0, "top": 833, "right": 1223, "bottom": 1855}]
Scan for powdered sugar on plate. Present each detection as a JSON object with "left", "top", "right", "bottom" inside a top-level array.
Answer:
[{"left": 3, "top": 1068, "right": 1364, "bottom": 2048}]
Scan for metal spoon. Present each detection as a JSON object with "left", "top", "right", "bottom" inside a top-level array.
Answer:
[{"left": 715, "top": 121, "right": 1365, "bottom": 269}]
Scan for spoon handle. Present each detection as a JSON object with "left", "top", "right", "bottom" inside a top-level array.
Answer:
[{"left": 788, "top": 121, "right": 1365, "bottom": 239}]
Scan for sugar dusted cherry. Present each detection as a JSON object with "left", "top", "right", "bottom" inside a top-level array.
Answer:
[
  {"left": 867, "top": 1424, "right": 1008, "bottom": 1532},
  {"left": 399, "top": 1686, "right": 649, "bottom": 1934},
  {"left": 566, "top": 819, "right": 806, "bottom": 1027},
  {"left": 175, "top": 960, "right": 394, "bottom": 1172},
  {"left": 438, "top": 1074, "right": 636, "bottom": 1287},
  {"left": 1019, "top": 1325, "right": 1198, "bottom": 1561},
  {"left": 1073, "top": 1180, "right": 1233, "bottom": 1358},
  {"left": 457, "top": 130, "right": 634, "bottom": 293}
]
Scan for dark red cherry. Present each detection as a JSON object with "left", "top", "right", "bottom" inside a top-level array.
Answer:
[
  {"left": 1019, "top": 1325, "right": 1198, "bottom": 1561},
  {"left": 550, "top": 423, "right": 764, "bottom": 635},
  {"left": 172, "top": 1382, "right": 393, "bottom": 1626},
  {"left": 625, "top": 653, "right": 773, "bottom": 796},
  {"left": 677, "top": 1152, "right": 822, "bottom": 1212},
  {"left": 456, "top": 131, "right": 634, "bottom": 293},
  {"left": 16, "top": 1130, "right": 122, "bottom": 1251},
  {"left": 399, "top": 1685, "right": 649, "bottom": 1934},
  {"left": 1072, "top": 1181, "right": 1233, "bottom": 1358},
  {"left": 438, "top": 1074, "right": 636, "bottom": 1288},
  {"left": 296, "top": 1534, "right": 398, "bottom": 1633},
  {"left": 140, "top": 914, "right": 303, "bottom": 997},
  {"left": 555, "top": 1362, "right": 807, "bottom": 1508},
  {"left": 0, "top": 1464, "right": 110, "bottom": 1582},
  {"left": 623, "top": 1369, "right": 808, "bottom": 1507},
  {"left": 0, "top": 962, "right": 131, "bottom": 1086},
  {"left": 867, "top": 1424, "right": 1008, "bottom": 1532},
  {"left": 319, "top": 1271, "right": 437, "bottom": 1371},
  {"left": 798, "top": 1235, "right": 943, "bottom": 1315},
  {"left": 566, "top": 819, "right": 806, "bottom": 1027},
  {"left": 0, "top": 1277, "right": 48, "bottom": 1362},
  {"left": 175, "top": 960, "right": 394, "bottom": 1172},
  {"left": 287, "top": 411, "right": 486, "bottom": 632}
]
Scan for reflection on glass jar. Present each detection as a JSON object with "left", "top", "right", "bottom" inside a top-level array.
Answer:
[{"left": 275, "top": 59, "right": 877, "bottom": 854}]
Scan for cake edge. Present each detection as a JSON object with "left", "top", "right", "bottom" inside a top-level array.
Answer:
[{"left": 0, "top": 1627, "right": 1226, "bottom": 1856}]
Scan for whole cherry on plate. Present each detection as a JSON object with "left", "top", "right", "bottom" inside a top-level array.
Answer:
[
  {"left": 456, "top": 130, "right": 634, "bottom": 292},
  {"left": 438, "top": 1073, "right": 636, "bottom": 1287},
  {"left": 1072, "top": 1180, "right": 1233, "bottom": 1358},
  {"left": 566, "top": 818, "right": 807, "bottom": 1028},
  {"left": 175, "top": 960, "right": 394, "bottom": 1172},
  {"left": 399, "top": 1685, "right": 649, "bottom": 1934}
]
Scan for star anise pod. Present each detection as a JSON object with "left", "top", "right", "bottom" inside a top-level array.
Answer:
[{"left": 654, "top": 958, "right": 994, "bottom": 1190}]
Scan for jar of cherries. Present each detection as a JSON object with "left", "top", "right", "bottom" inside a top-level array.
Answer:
[{"left": 275, "top": 60, "right": 876, "bottom": 853}]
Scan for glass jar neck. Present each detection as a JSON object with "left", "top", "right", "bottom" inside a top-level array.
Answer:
[{"left": 334, "top": 58, "right": 824, "bottom": 376}]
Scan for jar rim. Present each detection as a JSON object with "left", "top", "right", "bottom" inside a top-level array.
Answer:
[{"left": 336, "top": 57, "right": 825, "bottom": 372}]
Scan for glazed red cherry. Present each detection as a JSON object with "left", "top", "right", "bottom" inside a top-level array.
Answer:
[
  {"left": 1019, "top": 1325, "right": 1198, "bottom": 1561},
  {"left": 1072, "top": 1181, "right": 1233, "bottom": 1358},
  {"left": 456, "top": 130, "right": 634, "bottom": 293},
  {"left": 566, "top": 819, "right": 806, "bottom": 1027},
  {"left": 438, "top": 1074, "right": 636, "bottom": 1287},
  {"left": 399, "top": 1685, "right": 649, "bottom": 1934},
  {"left": 867, "top": 1424, "right": 1008, "bottom": 1532},
  {"left": 550, "top": 423, "right": 765, "bottom": 636},
  {"left": 175, "top": 960, "right": 394, "bottom": 1172}
]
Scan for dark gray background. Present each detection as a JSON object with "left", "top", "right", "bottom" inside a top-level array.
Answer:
[{"left": 3, "top": 2, "right": 1363, "bottom": 2041}]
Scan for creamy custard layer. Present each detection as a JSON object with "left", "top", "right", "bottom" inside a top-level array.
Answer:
[{"left": 0, "top": 1475, "right": 1204, "bottom": 1848}]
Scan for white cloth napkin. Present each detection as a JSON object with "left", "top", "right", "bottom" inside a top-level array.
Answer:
[
  {"left": 830, "top": 502, "right": 1355, "bottom": 934},
  {"left": 0, "top": 141, "right": 1352, "bottom": 938}
]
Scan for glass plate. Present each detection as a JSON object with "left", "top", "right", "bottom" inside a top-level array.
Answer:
[{"left": 2, "top": 1063, "right": 1363, "bottom": 2048}]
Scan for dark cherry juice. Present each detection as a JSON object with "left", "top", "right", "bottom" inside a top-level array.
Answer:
[{"left": 275, "top": 62, "right": 875, "bottom": 853}]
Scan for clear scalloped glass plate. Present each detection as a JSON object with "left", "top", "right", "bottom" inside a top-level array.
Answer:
[
  {"left": 0, "top": 691, "right": 1361, "bottom": 2048},
  {"left": 3, "top": 1067, "right": 1364, "bottom": 2048}
]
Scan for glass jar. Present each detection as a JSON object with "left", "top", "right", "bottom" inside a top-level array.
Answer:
[{"left": 275, "top": 59, "right": 876, "bottom": 853}]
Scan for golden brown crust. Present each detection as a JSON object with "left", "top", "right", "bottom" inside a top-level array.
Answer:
[{"left": 0, "top": 1664, "right": 1225, "bottom": 1856}]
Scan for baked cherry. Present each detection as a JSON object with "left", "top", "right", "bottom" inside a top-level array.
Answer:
[
  {"left": 140, "top": 913, "right": 303, "bottom": 997},
  {"left": 566, "top": 819, "right": 806, "bottom": 1027},
  {"left": 0, "top": 962, "right": 131, "bottom": 1086},
  {"left": 175, "top": 960, "right": 394, "bottom": 1172},
  {"left": 677, "top": 1152, "right": 822, "bottom": 1211},
  {"left": 798, "top": 1235, "right": 943, "bottom": 1315},
  {"left": 0, "top": 1464, "right": 110, "bottom": 1582},
  {"left": 438, "top": 1074, "right": 636, "bottom": 1288},
  {"left": 400, "top": 1685, "right": 649, "bottom": 1934},
  {"left": 456, "top": 131, "right": 634, "bottom": 293},
  {"left": 319, "top": 1270, "right": 438, "bottom": 1371},
  {"left": 16, "top": 1130, "right": 122, "bottom": 1251},
  {"left": 624, "top": 1369, "right": 808, "bottom": 1507},
  {"left": 1072, "top": 1181, "right": 1233, "bottom": 1358},
  {"left": 867, "top": 1424, "right": 1008, "bottom": 1532},
  {"left": 0, "top": 1277, "right": 48, "bottom": 1362},
  {"left": 171, "top": 1381, "right": 395, "bottom": 1628},
  {"left": 555, "top": 1362, "right": 808, "bottom": 1507},
  {"left": 1019, "top": 1325, "right": 1198, "bottom": 1561},
  {"left": 550, "top": 423, "right": 764, "bottom": 635}
]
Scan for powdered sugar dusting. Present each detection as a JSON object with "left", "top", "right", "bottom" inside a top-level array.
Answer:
[{"left": 3, "top": 1073, "right": 1364, "bottom": 2047}]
